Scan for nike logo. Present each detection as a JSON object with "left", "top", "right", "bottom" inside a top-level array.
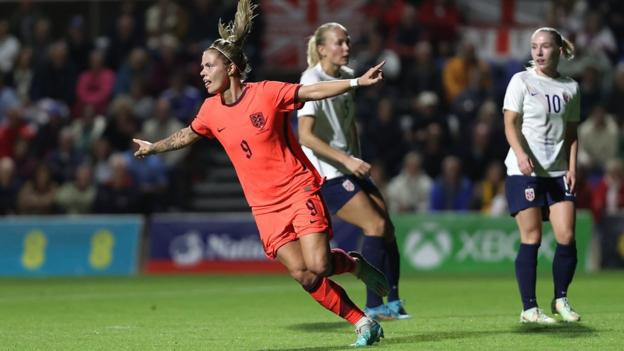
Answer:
[
  {"left": 530, "top": 92, "right": 538, "bottom": 96},
  {"left": 217, "top": 127, "right": 226, "bottom": 132},
  {"left": 310, "top": 220, "right": 318, "bottom": 224}
]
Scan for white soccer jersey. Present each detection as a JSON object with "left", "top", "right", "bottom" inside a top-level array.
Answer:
[
  {"left": 503, "top": 68, "right": 580, "bottom": 177},
  {"left": 298, "top": 63, "right": 360, "bottom": 179}
]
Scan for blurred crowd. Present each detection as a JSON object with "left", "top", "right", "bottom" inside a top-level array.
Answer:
[{"left": 0, "top": 0, "right": 623, "bottom": 224}]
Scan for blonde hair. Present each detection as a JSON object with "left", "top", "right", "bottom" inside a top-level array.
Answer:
[
  {"left": 306, "top": 22, "right": 347, "bottom": 68},
  {"left": 207, "top": 0, "right": 257, "bottom": 80},
  {"left": 529, "top": 27, "right": 575, "bottom": 68}
]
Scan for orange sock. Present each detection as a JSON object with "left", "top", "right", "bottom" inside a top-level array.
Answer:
[{"left": 308, "top": 277, "right": 365, "bottom": 325}]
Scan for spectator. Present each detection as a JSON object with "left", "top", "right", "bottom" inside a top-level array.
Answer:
[
  {"left": 0, "top": 106, "right": 35, "bottom": 158},
  {"left": 17, "top": 162, "right": 58, "bottom": 214},
  {"left": 159, "top": 69, "right": 200, "bottom": 123},
  {"left": 29, "top": 17, "right": 52, "bottom": 67},
  {"left": 578, "top": 105, "right": 618, "bottom": 173},
  {"left": 470, "top": 161, "right": 506, "bottom": 216},
  {"left": 144, "top": 0, "right": 187, "bottom": 49},
  {"left": 6, "top": 47, "right": 33, "bottom": 104},
  {"left": 606, "top": 62, "right": 624, "bottom": 122},
  {"left": 365, "top": 97, "right": 406, "bottom": 177},
  {"left": 75, "top": 49, "right": 116, "bottom": 115},
  {"left": 0, "top": 75, "right": 20, "bottom": 120},
  {"left": 91, "top": 137, "right": 113, "bottom": 185},
  {"left": 102, "top": 97, "right": 138, "bottom": 152},
  {"left": 105, "top": 14, "right": 141, "bottom": 70},
  {"left": 55, "top": 163, "right": 96, "bottom": 214},
  {"left": 30, "top": 98, "right": 69, "bottom": 158},
  {"left": 30, "top": 41, "right": 78, "bottom": 106},
  {"left": 128, "top": 78, "right": 155, "bottom": 122},
  {"left": 65, "top": 15, "right": 93, "bottom": 73},
  {"left": 70, "top": 104, "right": 107, "bottom": 156},
  {"left": 417, "top": 0, "right": 460, "bottom": 46},
  {"left": 113, "top": 47, "right": 150, "bottom": 96},
  {"left": 141, "top": 98, "right": 186, "bottom": 169},
  {"left": 442, "top": 40, "right": 492, "bottom": 103},
  {"left": 0, "top": 157, "right": 20, "bottom": 214},
  {"left": 575, "top": 11, "right": 618, "bottom": 61},
  {"left": 401, "top": 41, "right": 443, "bottom": 99},
  {"left": 591, "top": 159, "right": 624, "bottom": 222},
  {"left": 46, "top": 127, "right": 83, "bottom": 183},
  {"left": 93, "top": 153, "right": 140, "bottom": 214},
  {"left": 430, "top": 155, "right": 473, "bottom": 211},
  {"left": 0, "top": 18, "right": 20, "bottom": 75},
  {"left": 386, "top": 151, "right": 433, "bottom": 213}
]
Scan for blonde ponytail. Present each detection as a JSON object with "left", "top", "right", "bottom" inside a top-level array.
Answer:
[
  {"left": 561, "top": 36, "right": 575, "bottom": 60},
  {"left": 307, "top": 35, "right": 320, "bottom": 67},
  {"left": 208, "top": 0, "right": 258, "bottom": 80},
  {"left": 306, "top": 22, "right": 347, "bottom": 68}
]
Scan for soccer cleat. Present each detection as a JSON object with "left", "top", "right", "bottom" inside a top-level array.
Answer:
[
  {"left": 348, "top": 251, "right": 390, "bottom": 297},
  {"left": 519, "top": 307, "right": 557, "bottom": 324},
  {"left": 386, "top": 300, "right": 411, "bottom": 320},
  {"left": 351, "top": 319, "right": 384, "bottom": 347},
  {"left": 364, "top": 304, "right": 394, "bottom": 321},
  {"left": 551, "top": 297, "right": 581, "bottom": 322}
]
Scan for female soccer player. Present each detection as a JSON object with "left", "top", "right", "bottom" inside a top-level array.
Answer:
[
  {"left": 503, "top": 27, "right": 581, "bottom": 323},
  {"left": 133, "top": 0, "right": 387, "bottom": 346},
  {"left": 297, "top": 23, "right": 409, "bottom": 321}
]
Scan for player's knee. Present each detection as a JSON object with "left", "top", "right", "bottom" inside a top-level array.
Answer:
[
  {"left": 307, "top": 260, "right": 331, "bottom": 277},
  {"left": 555, "top": 230, "right": 574, "bottom": 245},
  {"left": 363, "top": 216, "right": 386, "bottom": 237},
  {"left": 520, "top": 229, "right": 541, "bottom": 244}
]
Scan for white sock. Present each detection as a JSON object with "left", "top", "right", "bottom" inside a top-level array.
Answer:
[{"left": 355, "top": 316, "right": 371, "bottom": 330}]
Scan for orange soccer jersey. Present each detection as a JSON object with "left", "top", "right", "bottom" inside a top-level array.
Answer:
[{"left": 190, "top": 81, "right": 322, "bottom": 212}]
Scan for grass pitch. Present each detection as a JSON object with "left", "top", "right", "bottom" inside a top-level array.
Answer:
[{"left": 0, "top": 272, "right": 622, "bottom": 350}]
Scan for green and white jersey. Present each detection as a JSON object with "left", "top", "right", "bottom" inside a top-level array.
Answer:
[
  {"left": 298, "top": 63, "right": 360, "bottom": 179},
  {"left": 503, "top": 68, "right": 580, "bottom": 177}
]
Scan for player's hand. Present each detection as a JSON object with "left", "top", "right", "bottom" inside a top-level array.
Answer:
[
  {"left": 357, "top": 61, "right": 385, "bottom": 87},
  {"left": 133, "top": 138, "right": 153, "bottom": 159},
  {"left": 517, "top": 153, "right": 534, "bottom": 176},
  {"left": 345, "top": 156, "right": 371, "bottom": 178},
  {"left": 565, "top": 170, "right": 576, "bottom": 194}
]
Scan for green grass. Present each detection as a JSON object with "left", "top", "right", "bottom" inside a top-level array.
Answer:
[{"left": 0, "top": 272, "right": 622, "bottom": 350}]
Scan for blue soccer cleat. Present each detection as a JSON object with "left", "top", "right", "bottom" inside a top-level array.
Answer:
[
  {"left": 351, "top": 319, "right": 384, "bottom": 347},
  {"left": 364, "top": 304, "right": 394, "bottom": 321},
  {"left": 386, "top": 300, "right": 411, "bottom": 320}
]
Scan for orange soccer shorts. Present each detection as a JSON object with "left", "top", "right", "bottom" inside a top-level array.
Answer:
[{"left": 252, "top": 191, "right": 333, "bottom": 259}]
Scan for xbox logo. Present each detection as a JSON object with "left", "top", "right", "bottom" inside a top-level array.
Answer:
[{"left": 404, "top": 222, "right": 452, "bottom": 269}]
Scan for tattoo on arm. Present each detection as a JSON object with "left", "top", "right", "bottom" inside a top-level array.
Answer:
[{"left": 152, "top": 127, "right": 198, "bottom": 153}]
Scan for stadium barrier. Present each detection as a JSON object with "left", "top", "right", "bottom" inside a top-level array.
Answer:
[
  {"left": 145, "top": 213, "right": 362, "bottom": 274},
  {"left": 393, "top": 211, "right": 592, "bottom": 273},
  {"left": 597, "top": 214, "right": 624, "bottom": 268},
  {"left": 146, "top": 211, "right": 593, "bottom": 274},
  {"left": 0, "top": 216, "right": 142, "bottom": 276}
]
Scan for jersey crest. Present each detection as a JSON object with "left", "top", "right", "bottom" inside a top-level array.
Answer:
[
  {"left": 250, "top": 112, "right": 266, "bottom": 129},
  {"left": 525, "top": 187, "right": 535, "bottom": 202},
  {"left": 342, "top": 179, "right": 355, "bottom": 192},
  {"left": 563, "top": 93, "right": 571, "bottom": 103}
]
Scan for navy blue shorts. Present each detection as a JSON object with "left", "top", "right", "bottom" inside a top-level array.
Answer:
[
  {"left": 320, "top": 175, "right": 379, "bottom": 214},
  {"left": 505, "top": 175, "right": 575, "bottom": 219}
]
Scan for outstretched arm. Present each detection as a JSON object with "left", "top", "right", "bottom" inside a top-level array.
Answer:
[
  {"left": 133, "top": 126, "right": 200, "bottom": 159},
  {"left": 297, "top": 62, "right": 385, "bottom": 102}
]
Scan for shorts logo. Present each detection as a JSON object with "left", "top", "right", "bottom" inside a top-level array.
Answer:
[
  {"left": 342, "top": 179, "right": 355, "bottom": 192},
  {"left": 249, "top": 112, "right": 266, "bottom": 129},
  {"left": 525, "top": 187, "right": 535, "bottom": 202}
]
